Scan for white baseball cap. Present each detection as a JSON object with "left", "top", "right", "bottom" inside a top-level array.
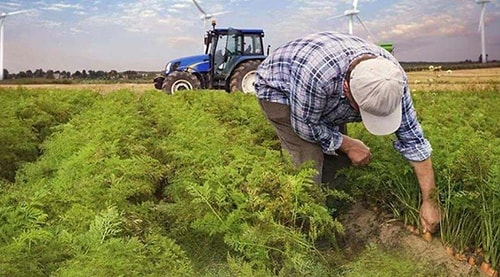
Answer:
[{"left": 349, "top": 56, "right": 405, "bottom": 136}]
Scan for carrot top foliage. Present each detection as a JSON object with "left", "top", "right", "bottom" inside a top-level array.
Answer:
[
  {"left": 342, "top": 88, "right": 499, "bottom": 269},
  {"left": 0, "top": 87, "right": 498, "bottom": 276},
  {"left": 0, "top": 89, "right": 343, "bottom": 276}
]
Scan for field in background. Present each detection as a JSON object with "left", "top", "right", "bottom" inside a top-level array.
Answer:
[
  {"left": 407, "top": 67, "right": 500, "bottom": 91},
  {"left": 1, "top": 67, "right": 499, "bottom": 93}
]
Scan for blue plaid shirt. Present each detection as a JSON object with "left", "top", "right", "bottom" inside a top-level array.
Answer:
[{"left": 255, "top": 32, "right": 432, "bottom": 162}]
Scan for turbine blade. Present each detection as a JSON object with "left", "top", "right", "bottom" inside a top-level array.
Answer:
[
  {"left": 6, "top": 9, "right": 33, "bottom": 16},
  {"left": 192, "top": 0, "right": 207, "bottom": 15},
  {"left": 211, "top": 11, "right": 228, "bottom": 16},
  {"left": 1, "top": 9, "right": 33, "bottom": 19},
  {"left": 328, "top": 13, "right": 346, "bottom": 20},
  {"left": 356, "top": 15, "right": 378, "bottom": 41},
  {"left": 353, "top": 0, "right": 359, "bottom": 9}
]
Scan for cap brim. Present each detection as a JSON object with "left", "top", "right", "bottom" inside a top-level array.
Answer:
[{"left": 359, "top": 102, "right": 402, "bottom": 136}]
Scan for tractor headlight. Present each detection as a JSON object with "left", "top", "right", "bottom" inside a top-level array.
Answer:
[{"left": 165, "top": 62, "right": 172, "bottom": 74}]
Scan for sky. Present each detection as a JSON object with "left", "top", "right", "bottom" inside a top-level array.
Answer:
[{"left": 1, "top": 0, "right": 499, "bottom": 73}]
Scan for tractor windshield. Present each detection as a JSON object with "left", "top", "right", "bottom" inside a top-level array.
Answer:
[
  {"left": 213, "top": 34, "right": 229, "bottom": 70},
  {"left": 212, "top": 31, "right": 241, "bottom": 71}
]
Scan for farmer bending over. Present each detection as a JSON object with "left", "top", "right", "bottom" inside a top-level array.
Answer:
[{"left": 254, "top": 32, "right": 440, "bottom": 234}]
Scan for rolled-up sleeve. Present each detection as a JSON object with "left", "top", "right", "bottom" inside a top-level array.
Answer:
[{"left": 394, "top": 86, "right": 432, "bottom": 161}]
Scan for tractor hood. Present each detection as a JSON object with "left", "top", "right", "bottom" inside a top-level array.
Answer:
[{"left": 165, "top": 54, "right": 210, "bottom": 75}]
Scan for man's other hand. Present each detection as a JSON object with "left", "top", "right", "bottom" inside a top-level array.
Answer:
[{"left": 340, "top": 135, "right": 372, "bottom": 166}]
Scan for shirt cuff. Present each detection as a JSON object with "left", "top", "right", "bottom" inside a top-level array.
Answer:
[
  {"left": 324, "top": 131, "right": 343, "bottom": 155},
  {"left": 393, "top": 139, "right": 433, "bottom": 162}
]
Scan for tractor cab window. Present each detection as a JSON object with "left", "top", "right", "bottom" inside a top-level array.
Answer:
[
  {"left": 227, "top": 33, "right": 243, "bottom": 55},
  {"left": 243, "top": 34, "right": 264, "bottom": 55}
]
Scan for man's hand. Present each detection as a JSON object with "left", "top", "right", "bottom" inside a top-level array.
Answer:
[
  {"left": 420, "top": 199, "right": 440, "bottom": 233},
  {"left": 339, "top": 135, "right": 372, "bottom": 166}
]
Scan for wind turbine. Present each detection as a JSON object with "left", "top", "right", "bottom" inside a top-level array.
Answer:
[
  {"left": 330, "top": 0, "right": 395, "bottom": 53},
  {"left": 0, "top": 9, "right": 33, "bottom": 80},
  {"left": 191, "top": 0, "right": 227, "bottom": 28},
  {"left": 477, "top": 0, "right": 491, "bottom": 63},
  {"left": 330, "top": 0, "right": 376, "bottom": 39}
]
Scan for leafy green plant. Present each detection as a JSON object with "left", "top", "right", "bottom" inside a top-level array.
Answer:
[
  {"left": 0, "top": 87, "right": 497, "bottom": 276},
  {"left": 343, "top": 88, "right": 499, "bottom": 271},
  {"left": 0, "top": 88, "right": 99, "bottom": 181},
  {"left": 155, "top": 91, "right": 344, "bottom": 275},
  {"left": 439, "top": 175, "right": 481, "bottom": 253}
]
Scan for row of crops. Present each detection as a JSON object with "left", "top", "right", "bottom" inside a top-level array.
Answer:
[
  {"left": 343, "top": 87, "right": 499, "bottom": 275},
  {"left": 0, "top": 86, "right": 498, "bottom": 276}
]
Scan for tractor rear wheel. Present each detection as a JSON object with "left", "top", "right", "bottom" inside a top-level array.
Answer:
[
  {"left": 162, "top": 71, "right": 201, "bottom": 94},
  {"left": 229, "top": 60, "right": 261, "bottom": 94}
]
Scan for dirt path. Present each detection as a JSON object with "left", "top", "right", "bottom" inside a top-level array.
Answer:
[{"left": 339, "top": 202, "right": 476, "bottom": 276}]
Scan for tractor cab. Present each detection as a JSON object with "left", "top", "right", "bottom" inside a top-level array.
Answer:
[{"left": 204, "top": 24, "right": 266, "bottom": 90}]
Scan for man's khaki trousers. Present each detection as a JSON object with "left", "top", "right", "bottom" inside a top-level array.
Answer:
[{"left": 259, "top": 99, "right": 351, "bottom": 187}]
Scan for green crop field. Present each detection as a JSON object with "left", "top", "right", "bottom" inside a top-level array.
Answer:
[{"left": 0, "top": 75, "right": 498, "bottom": 276}]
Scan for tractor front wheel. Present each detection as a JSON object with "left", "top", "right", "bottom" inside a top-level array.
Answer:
[
  {"left": 162, "top": 71, "right": 201, "bottom": 94},
  {"left": 229, "top": 60, "right": 261, "bottom": 94},
  {"left": 153, "top": 76, "right": 165, "bottom": 90}
]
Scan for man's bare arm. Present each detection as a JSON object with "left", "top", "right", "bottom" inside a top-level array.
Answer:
[{"left": 410, "top": 158, "right": 440, "bottom": 233}]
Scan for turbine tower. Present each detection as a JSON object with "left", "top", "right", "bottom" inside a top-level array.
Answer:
[
  {"left": 477, "top": 0, "right": 491, "bottom": 63},
  {"left": 331, "top": 0, "right": 376, "bottom": 40},
  {"left": 345, "top": 0, "right": 359, "bottom": 35},
  {"left": 0, "top": 10, "right": 32, "bottom": 80},
  {"left": 191, "top": 0, "right": 227, "bottom": 28}
]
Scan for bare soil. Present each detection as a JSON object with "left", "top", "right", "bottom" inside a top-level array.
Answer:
[{"left": 339, "top": 202, "right": 478, "bottom": 276}]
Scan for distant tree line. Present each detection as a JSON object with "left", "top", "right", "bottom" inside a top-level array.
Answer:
[
  {"left": 2, "top": 59, "right": 498, "bottom": 81},
  {"left": 2, "top": 69, "right": 157, "bottom": 80},
  {"left": 400, "top": 60, "right": 500, "bottom": 72}
]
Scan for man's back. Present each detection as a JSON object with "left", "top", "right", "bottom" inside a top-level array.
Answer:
[{"left": 255, "top": 32, "right": 400, "bottom": 104}]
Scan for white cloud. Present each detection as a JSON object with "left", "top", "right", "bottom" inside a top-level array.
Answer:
[
  {"left": 2, "top": 0, "right": 499, "bottom": 72},
  {"left": 42, "top": 3, "right": 84, "bottom": 11},
  {"left": 0, "top": 2, "right": 22, "bottom": 10}
]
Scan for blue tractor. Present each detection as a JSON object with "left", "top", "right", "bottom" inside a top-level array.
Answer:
[{"left": 154, "top": 21, "right": 268, "bottom": 94}]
